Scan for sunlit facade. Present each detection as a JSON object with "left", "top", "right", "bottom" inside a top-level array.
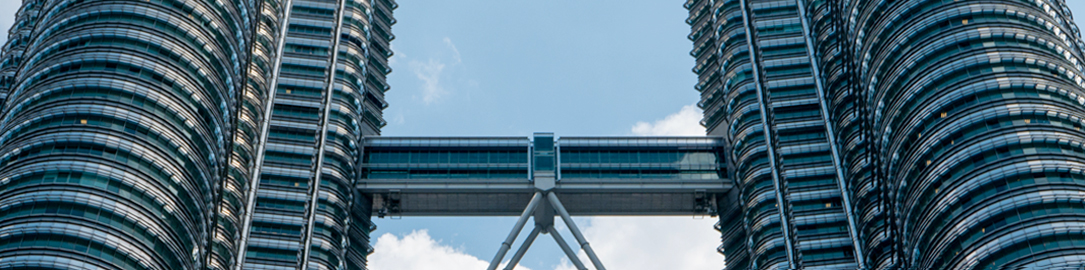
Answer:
[
  {"left": 4, "top": 0, "right": 1085, "bottom": 269},
  {"left": 689, "top": 0, "right": 1085, "bottom": 269},
  {"left": 0, "top": 0, "right": 394, "bottom": 269},
  {"left": 233, "top": 0, "right": 394, "bottom": 269}
]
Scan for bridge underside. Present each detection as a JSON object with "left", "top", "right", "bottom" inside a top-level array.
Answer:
[{"left": 359, "top": 179, "right": 732, "bottom": 216}]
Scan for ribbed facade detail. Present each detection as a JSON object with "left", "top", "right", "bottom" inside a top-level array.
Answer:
[
  {"left": 0, "top": 0, "right": 251, "bottom": 269},
  {"left": 744, "top": 0, "right": 862, "bottom": 268},
  {"left": 860, "top": 0, "right": 1085, "bottom": 269},
  {"left": 0, "top": 0, "right": 393, "bottom": 269},
  {"left": 210, "top": 0, "right": 279, "bottom": 268},
  {"left": 688, "top": 1, "right": 760, "bottom": 269},
  {"left": 234, "top": 0, "right": 392, "bottom": 269},
  {"left": 804, "top": 1, "right": 889, "bottom": 268},
  {"left": 0, "top": 0, "right": 42, "bottom": 105},
  {"left": 693, "top": 0, "right": 1085, "bottom": 269}
]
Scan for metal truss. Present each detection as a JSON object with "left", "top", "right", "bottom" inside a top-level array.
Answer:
[{"left": 487, "top": 191, "right": 607, "bottom": 270}]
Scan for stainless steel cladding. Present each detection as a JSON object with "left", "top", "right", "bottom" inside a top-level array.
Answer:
[
  {"left": 0, "top": 0, "right": 395, "bottom": 269},
  {"left": 691, "top": 0, "right": 1085, "bottom": 269},
  {"left": 0, "top": 0, "right": 251, "bottom": 269}
]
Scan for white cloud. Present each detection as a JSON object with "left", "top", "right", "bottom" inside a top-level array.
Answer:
[
  {"left": 409, "top": 59, "right": 447, "bottom": 105},
  {"left": 407, "top": 37, "right": 465, "bottom": 105},
  {"left": 444, "top": 37, "right": 462, "bottom": 64},
  {"left": 631, "top": 104, "right": 705, "bottom": 136},
  {"left": 368, "top": 218, "right": 723, "bottom": 270},
  {"left": 553, "top": 217, "right": 723, "bottom": 270},
  {"left": 370, "top": 230, "right": 531, "bottom": 270}
]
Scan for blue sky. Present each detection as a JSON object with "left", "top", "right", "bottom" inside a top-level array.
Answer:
[
  {"left": 366, "top": 1, "right": 714, "bottom": 269},
  {"left": 4, "top": 1, "right": 1085, "bottom": 270},
  {"left": 377, "top": 1, "right": 700, "bottom": 137}
]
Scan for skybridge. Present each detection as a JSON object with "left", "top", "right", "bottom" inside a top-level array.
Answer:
[{"left": 356, "top": 133, "right": 732, "bottom": 269}]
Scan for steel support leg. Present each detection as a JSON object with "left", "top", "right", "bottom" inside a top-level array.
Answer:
[
  {"left": 503, "top": 226, "right": 543, "bottom": 270},
  {"left": 547, "top": 226, "right": 588, "bottom": 270},
  {"left": 488, "top": 192, "right": 544, "bottom": 270},
  {"left": 548, "top": 192, "right": 607, "bottom": 270}
]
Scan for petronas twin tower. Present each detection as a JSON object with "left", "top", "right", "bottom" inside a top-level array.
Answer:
[
  {"left": 0, "top": 0, "right": 1083, "bottom": 269},
  {"left": 0, "top": 0, "right": 393, "bottom": 269},
  {"left": 691, "top": 0, "right": 1085, "bottom": 269}
]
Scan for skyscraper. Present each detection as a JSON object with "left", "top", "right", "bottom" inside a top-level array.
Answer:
[
  {"left": 233, "top": 0, "right": 394, "bottom": 269},
  {"left": 0, "top": 0, "right": 254, "bottom": 268},
  {"left": 3, "top": 0, "right": 1085, "bottom": 269},
  {"left": 690, "top": 0, "right": 1085, "bottom": 269},
  {"left": 0, "top": 0, "right": 394, "bottom": 269}
]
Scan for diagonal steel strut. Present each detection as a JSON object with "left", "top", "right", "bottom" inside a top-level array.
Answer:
[
  {"left": 548, "top": 192, "right": 607, "bottom": 270},
  {"left": 548, "top": 226, "right": 588, "bottom": 270},
  {"left": 504, "top": 226, "right": 543, "bottom": 270},
  {"left": 489, "top": 191, "right": 608, "bottom": 270},
  {"left": 488, "top": 192, "right": 544, "bottom": 270}
]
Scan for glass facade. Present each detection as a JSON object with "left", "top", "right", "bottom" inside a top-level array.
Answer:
[
  {"left": 2, "top": 0, "right": 1085, "bottom": 269},
  {"left": 690, "top": 0, "right": 1085, "bottom": 269},
  {"left": 363, "top": 137, "right": 531, "bottom": 181},
  {"left": 558, "top": 137, "right": 724, "bottom": 181},
  {"left": 0, "top": 0, "right": 252, "bottom": 268},
  {"left": 0, "top": 0, "right": 394, "bottom": 269}
]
